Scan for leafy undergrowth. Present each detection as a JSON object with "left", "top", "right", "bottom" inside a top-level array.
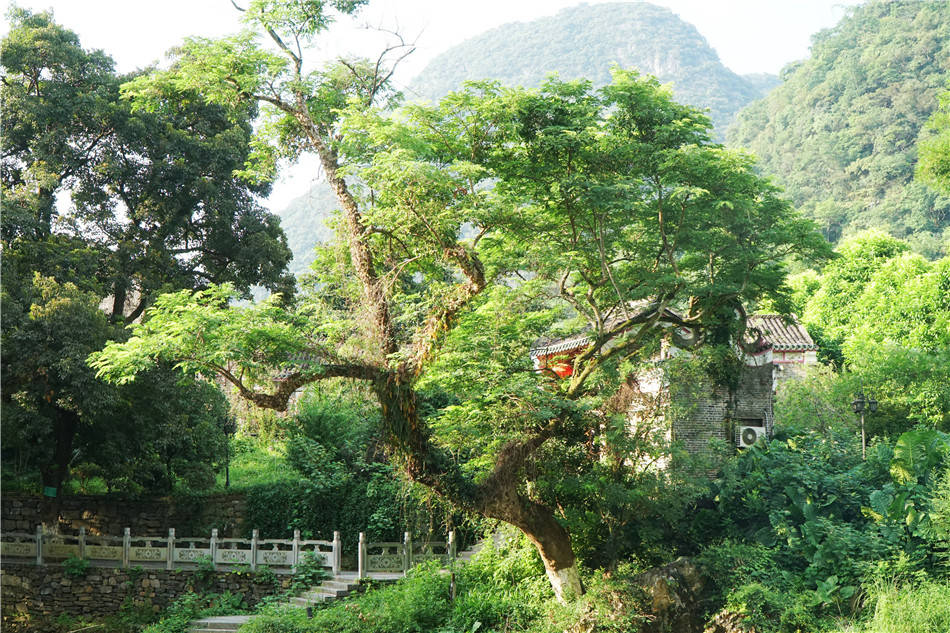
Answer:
[
  {"left": 142, "top": 592, "right": 252, "bottom": 633},
  {"left": 241, "top": 531, "right": 648, "bottom": 633},
  {"left": 212, "top": 436, "right": 299, "bottom": 491}
]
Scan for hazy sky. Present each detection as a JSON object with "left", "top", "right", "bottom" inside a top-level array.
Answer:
[{"left": 2, "top": 0, "right": 863, "bottom": 209}]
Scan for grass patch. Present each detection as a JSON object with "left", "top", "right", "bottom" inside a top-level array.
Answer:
[
  {"left": 213, "top": 437, "right": 299, "bottom": 491},
  {"left": 840, "top": 578, "right": 950, "bottom": 633}
]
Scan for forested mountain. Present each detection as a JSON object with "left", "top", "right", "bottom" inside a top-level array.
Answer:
[
  {"left": 408, "top": 2, "right": 776, "bottom": 132},
  {"left": 278, "top": 2, "right": 777, "bottom": 274},
  {"left": 728, "top": 0, "right": 950, "bottom": 258},
  {"left": 275, "top": 184, "right": 339, "bottom": 273}
]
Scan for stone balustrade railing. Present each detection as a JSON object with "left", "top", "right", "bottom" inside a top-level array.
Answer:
[{"left": 1, "top": 527, "right": 457, "bottom": 578}]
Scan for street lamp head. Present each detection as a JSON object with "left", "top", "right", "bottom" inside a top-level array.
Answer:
[
  {"left": 851, "top": 393, "right": 865, "bottom": 414},
  {"left": 868, "top": 397, "right": 878, "bottom": 413}
]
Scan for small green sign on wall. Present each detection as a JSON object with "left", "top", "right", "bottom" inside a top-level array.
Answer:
[{"left": 43, "top": 486, "right": 57, "bottom": 498}]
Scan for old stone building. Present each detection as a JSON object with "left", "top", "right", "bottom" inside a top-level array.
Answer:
[{"left": 532, "top": 313, "right": 818, "bottom": 465}]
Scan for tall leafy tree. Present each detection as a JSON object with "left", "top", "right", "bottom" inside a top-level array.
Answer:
[
  {"left": 96, "top": 2, "right": 828, "bottom": 597},
  {"left": 0, "top": 8, "right": 287, "bottom": 493},
  {"left": 1, "top": 7, "right": 294, "bottom": 318},
  {"left": 795, "top": 231, "right": 950, "bottom": 431}
]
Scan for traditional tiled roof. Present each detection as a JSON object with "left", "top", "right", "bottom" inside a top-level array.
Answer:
[
  {"left": 530, "top": 303, "right": 682, "bottom": 358},
  {"left": 531, "top": 310, "right": 818, "bottom": 358},
  {"left": 747, "top": 314, "right": 817, "bottom": 351}
]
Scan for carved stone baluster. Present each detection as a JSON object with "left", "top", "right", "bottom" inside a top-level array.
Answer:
[
  {"left": 167, "top": 529, "right": 175, "bottom": 570},
  {"left": 210, "top": 529, "right": 218, "bottom": 571},
  {"left": 122, "top": 528, "right": 131, "bottom": 568},
  {"left": 251, "top": 530, "right": 259, "bottom": 572},
  {"left": 358, "top": 532, "right": 366, "bottom": 579},
  {"left": 332, "top": 531, "right": 341, "bottom": 576},
  {"left": 35, "top": 525, "right": 43, "bottom": 566}
]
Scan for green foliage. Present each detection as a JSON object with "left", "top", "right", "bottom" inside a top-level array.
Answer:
[
  {"left": 244, "top": 534, "right": 572, "bottom": 633},
  {"left": 796, "top": 232, "right": 950, "bottom": 431},
  {"left": 143, "top": 591, "right": 250, "bottom": 633},
  {"left": 838, "top": 577, "right": 950, "bottom": 633},
  {"left": 242, "top": 389, "right": 454, "bottom": 546},
  {"left": 696, "top": 422, "right": 950, "bottom": 631},
  {"left": 276, "top": 2, "right": 782, "bottom": 270},
  {"left": 95, "top": 28, "right": 829, "bottom": 600},
  {"left": 728, "top": 0, "right": 950, "bottom": 257},
  {"left": 62, "top": 554, "right": 90, "bottom": 578},
  {"left": 918, "top": 81, "right": 950, "bottom": 196},
  {"left": 190, "top": 555, "right": 218, "bottom": 591},
  {"left": 292, "top": 551, "right": 330, "bottom": 590},
  {"left": 0, "top": 7, "right": 289, "bottom": 496},
  {"left": 774, "top": 366, "right": 862, "bottom": 434}
]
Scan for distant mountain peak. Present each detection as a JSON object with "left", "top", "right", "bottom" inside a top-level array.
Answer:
[
  {"left": 407, "top": 1, "right": 772, "bottom": 132},
  {"left": 279, "top": 2, "right": 779, "bottom": 275}
]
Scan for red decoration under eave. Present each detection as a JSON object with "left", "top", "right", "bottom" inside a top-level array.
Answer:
[
  {"left": 537, "top": 353, "right": 576, "bottom": 378},
  {"left": 551, "top": 362, "right": 574, "bottom": 378}
]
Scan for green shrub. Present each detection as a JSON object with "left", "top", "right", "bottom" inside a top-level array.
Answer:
[
  {"left": 723, "top": 583, "right": 784, "bottom": 631},
  {"left": 292, "top": 551, "right": 330, "bottom": 590},
  {"left": 190, "top": 555, "right": 216, "bottom": 590},
  {"left": 143, "top": 591, "right": 250, "bottom": 633},
  {"left": 697, "top": 541, "right": 779, "bottom": 603},
  {"left": 62, "top": 554, "right": 90, "bottom": 578}
]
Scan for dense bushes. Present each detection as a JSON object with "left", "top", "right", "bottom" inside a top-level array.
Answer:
[
  {"left": 142, "top": 592, "right": 250, "bottom": 633},
  {"left": 694, "top": 420, "right": 950, "bottom": 631},
  {"left": 241, "top": 531, "right": 627, "bottom": 633}
]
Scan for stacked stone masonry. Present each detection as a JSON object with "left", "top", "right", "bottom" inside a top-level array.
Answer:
[
  {"left": 1, "top": 494, "right": 246, "bottom": 537},
  {"left": 0, "top": 565, "right": 291, "bottom": 629}
]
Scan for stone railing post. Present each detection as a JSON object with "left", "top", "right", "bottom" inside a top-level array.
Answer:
[
  {"left": 332, "top": 531, "right": 341, "bottom": 576},
  {"left": 78, "top": 527, "right": 86, "bottom": 560},
  {"left": 448, "top": 530, "right": 456, "bottom": 562},
  {"left": 291, "top": 529, "right": 300, "bottom": 573},
  {"left": 210, "top": 529, "right": 219, "bottom": 571},
  {"left": 35, "top": 525, "right": 43, "bottom": 566},
  {"left": 122, "top": 528, "right": 131, "bottom": 568},
  {"left": 357, "top": 532, "right": 366, "bottom": 579},
  {"left": 166, "top": 528, "right": 175, "bottom": 571},
  {"left": 251, "top": 529, "right": 259, "bottom": 572},
  {"left": 402, "top": 531, "right": 411, "bottom": 573}
]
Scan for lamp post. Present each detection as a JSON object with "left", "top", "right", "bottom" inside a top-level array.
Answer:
[{"left": 851, "top": 391, "right": 878, "bottom": 460}]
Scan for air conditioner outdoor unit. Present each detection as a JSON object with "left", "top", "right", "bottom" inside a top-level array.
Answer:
[{"left": 737, "top": 425, "right": 766, "bottom": 449}]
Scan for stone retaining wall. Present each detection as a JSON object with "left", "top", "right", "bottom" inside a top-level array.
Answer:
[
  {"left": 1, "top": 564, "right": 291, "bottom": 629},
  {"left": 1, "top": 494, "right": 246, "bottom": 537}
]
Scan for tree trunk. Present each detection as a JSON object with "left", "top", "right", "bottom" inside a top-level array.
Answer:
[
  {"left": 374, "top": 376, "right": 585, "bottom": 601},
  {"left": 40, "top": 408, "right": 79, "bottom": 496},
  {"left": 483, "top": 492, "right": 584, "bottom": 602}
]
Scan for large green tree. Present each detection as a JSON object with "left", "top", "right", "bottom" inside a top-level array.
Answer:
[
  {"left": 792, "top": 231, "right": 950, "bottom": 431},
  {"left": 1, "top": 7, "right": 294, "bottom": 316},
  {"left": 93, "top": 1, "right": 827, "bottom": 598},
  {"left": 0, "top": 8, "right": 287, "bottom": 494}
]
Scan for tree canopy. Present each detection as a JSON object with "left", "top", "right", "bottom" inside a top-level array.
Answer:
[
  {"left": 92, "top": 2, "right": 828, "bottom": 596},
  {"left": 1, "top": 7, "right": 294, "bottom": 315},
  {"left": 0, "top": 7, "right": 293, "bottom": 494},
  {"left": 790, "top": 230, "right": 950, "bottom": 432}
]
